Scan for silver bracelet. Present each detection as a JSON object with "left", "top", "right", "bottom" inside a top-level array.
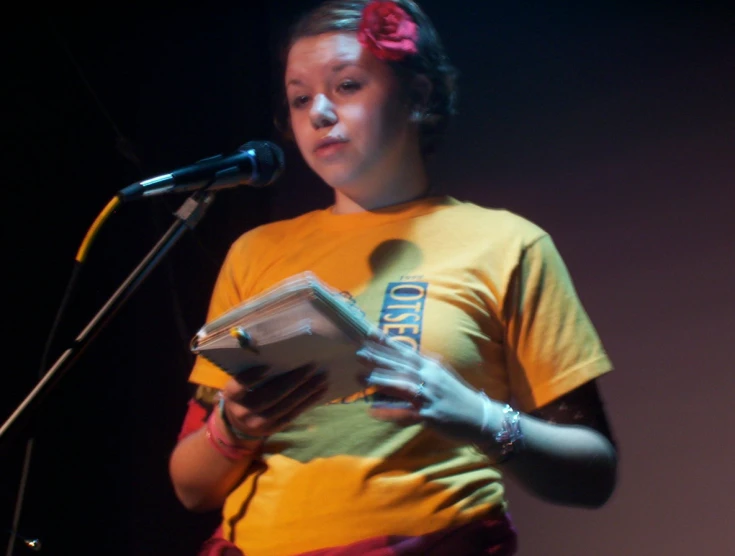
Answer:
[
  {"left": 479, "top": 391, "right": 525, "bottom": 463},
  {"left": 494, "top": 403, "right": 524, "bottom": 462}
]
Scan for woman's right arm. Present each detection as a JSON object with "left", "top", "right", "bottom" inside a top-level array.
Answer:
[{"left": 169, "top": 407, "right": 262, "bottom": 512}]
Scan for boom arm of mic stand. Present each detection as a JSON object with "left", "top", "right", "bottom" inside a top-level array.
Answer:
[{"left": 0, "top": 191, "right": 215, "bottom": 446}]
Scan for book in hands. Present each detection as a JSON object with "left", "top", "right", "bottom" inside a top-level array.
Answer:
[{"left": 190, "top": 272, "right": 379, "bottom": 402}]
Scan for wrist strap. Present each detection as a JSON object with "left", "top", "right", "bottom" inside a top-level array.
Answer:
[{"left": 205, "top": 409, "right": 261, "bottom": 461}]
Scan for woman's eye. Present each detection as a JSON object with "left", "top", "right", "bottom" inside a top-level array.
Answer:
[
  {"left": 290, "top": 95, "right": 310, "bottom": 109},
  {"left": 290, "top": 95, "right": 309, "bottom": 108},
  {"left": 338, "top": 81, "right": 361, "bottom": 93}
]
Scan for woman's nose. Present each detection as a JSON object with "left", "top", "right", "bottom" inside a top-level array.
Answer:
[{"left": 310, "top": 94, "right": 337, "bottom": 128}]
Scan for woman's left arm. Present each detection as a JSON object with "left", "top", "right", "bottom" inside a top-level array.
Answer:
[
  {"left": 497, "top": 379, "right": 617, "bottom": 508},
  {"left": 358, "top": 339, "right": 618, "bottom": 509}
]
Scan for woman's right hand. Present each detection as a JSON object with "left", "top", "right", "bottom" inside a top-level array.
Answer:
[
  {"left": 170, "top": 364, "right": 328, "bottom": 511},
  {"left": 219, "top": 364, "right": 328, "bottom": 440}
]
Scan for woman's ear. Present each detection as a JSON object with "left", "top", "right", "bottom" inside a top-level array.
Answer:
[{"left": 408, "top": 74, "right": 433, "bottom": 123}]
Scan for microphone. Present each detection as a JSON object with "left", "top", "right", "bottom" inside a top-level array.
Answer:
[{"left": 118, "top": 140, "right": 285, "bottom": 202}]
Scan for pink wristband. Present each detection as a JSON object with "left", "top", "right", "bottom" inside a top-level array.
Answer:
[{"left": 205, "top": 410, "right": 261, "bottom": 461}]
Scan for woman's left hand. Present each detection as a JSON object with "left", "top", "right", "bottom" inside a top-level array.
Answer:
[{"left": 356, "top": 335, "right": 491, "bottom": 443}]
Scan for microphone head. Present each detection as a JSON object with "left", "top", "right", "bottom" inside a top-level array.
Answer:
[{"left": 240, "top": 140, "right": 285, "bottom": 187}]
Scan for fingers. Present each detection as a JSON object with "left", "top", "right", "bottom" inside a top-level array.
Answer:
[
  {"left": 246, "top": 366, "right": 323, "bottom": 410},
  {"left": 256, "top": 371, "right": 328, "bottom": 422},
  {"left": 356, "top": 345, "right": 417, "bottom": 377},
  {"left": 362, "top": 370, "right": 417, "bottom": 399},
  {"left": 357, "top": 342, "right": 426, "bottom": 426},
  {"left": 362, "top": 337, "right": 417, "bottom": 359},
  {"left": 222, "top": 364, "right": 316, "bottom": 405},
  {"left": 358, "top": 338, "right": 438, "bottom": 381},
  {"left": 368, "top": 337, "right": 446, "bottom": 373},
  {"left": 233, "top": 365, "right": 272, "bottom": 388},
  {"left": 271, "top": 381, "right": 329, "bottom": 428},
  {"left": 220, "top": 365, "right": 270, "bottom": 399},
  {"left": 220, "top": 364, "right": 328, "bottom": 436},
  {"left": 356, "top": 342, "right": 423, "bottom": 404},
  {"left": 368, "top": 405, "right": 422, "bottom": 426}
]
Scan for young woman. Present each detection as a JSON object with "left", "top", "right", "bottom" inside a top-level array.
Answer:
[{"left": 169, "top": 2, "right": 618, "bottom": 554}]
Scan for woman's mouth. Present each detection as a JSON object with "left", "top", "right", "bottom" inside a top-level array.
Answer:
[{"left": 314, "top": 138, "right": 348, "bottom": 158}]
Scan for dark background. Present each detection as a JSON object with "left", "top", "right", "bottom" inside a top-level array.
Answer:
[{"left": 3, "top": 1, "right": 734, "bottom": 554}]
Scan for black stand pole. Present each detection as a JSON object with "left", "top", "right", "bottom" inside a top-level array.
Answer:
[{"left": 0, "top": 191, "right": 215, "bottom": 446}]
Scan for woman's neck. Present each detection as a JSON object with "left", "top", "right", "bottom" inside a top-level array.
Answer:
[
  {"left": 332, "top": 185, "right": 430, "bottom": 215},
  {"left": 331, "top": 145, "right": 430, "bottom": 215}
]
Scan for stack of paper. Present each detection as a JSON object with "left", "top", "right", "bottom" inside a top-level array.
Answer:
[{"left": 190, "top": 272, "right": 378, "bottom": 401}]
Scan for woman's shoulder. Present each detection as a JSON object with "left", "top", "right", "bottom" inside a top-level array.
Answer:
[
  {"left": 442, "top": 197, "right": 549, "bottom": 245},
  {"left": 229, "top": 207, "right": 328, "bottom": 251}
]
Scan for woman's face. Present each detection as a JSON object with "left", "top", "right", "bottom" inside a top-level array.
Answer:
[{"left": 285, "top": 32, "right": 414, "bottom": 193}]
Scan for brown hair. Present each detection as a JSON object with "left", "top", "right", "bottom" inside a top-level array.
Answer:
[{"left": 274, "top": 0, "right": 459, "bottom": 156}]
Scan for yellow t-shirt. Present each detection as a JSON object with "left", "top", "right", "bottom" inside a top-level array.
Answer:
[{"left": 189, "top": 196, "right": 612, "bottom": 555}]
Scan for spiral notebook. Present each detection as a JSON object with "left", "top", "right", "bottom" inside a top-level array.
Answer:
[{"left": 190, "top": 272, "right": 379, "bottom": 401}]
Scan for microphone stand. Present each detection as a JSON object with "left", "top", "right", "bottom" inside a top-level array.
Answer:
[{"left": 1, "top": 189, "right": 214, "bottom": 551}]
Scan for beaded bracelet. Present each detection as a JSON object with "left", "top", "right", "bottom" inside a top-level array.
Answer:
[{"left": 205, "top": 409, "right": 261, "bottom": 461}]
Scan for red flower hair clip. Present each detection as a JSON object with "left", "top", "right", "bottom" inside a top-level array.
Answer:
[{"left": 357, "top": 1, "right": 419, "bottom": 62}]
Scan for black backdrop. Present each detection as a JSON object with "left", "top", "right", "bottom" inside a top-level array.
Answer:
[
  {"left": 5, "top": 3, "right": 293, "bottom": 554},
  {"left": 4, "top": 1, "right": 734, "bottom": 555}
]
